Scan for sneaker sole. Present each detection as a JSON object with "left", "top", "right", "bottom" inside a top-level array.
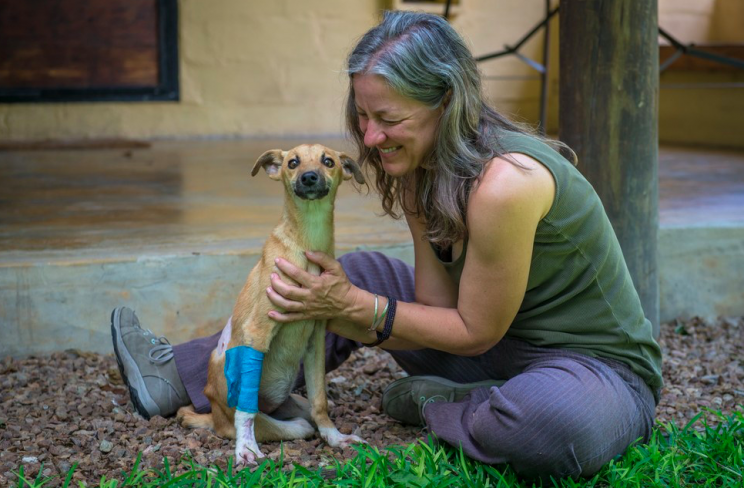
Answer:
[{"left": 110, "top": 307, "right": 160, "bottom": 419}]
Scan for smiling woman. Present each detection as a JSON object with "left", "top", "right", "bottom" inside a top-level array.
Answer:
[
  {"left": 112, "top": 10, "right": 662, "bottom": 483},
  {"left": 352, "top": 74, "right": 443, "bottom": 178}
]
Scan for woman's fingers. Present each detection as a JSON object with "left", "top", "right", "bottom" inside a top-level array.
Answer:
[
  {"left": 267, "top": 308, "right": 307, "bottom": 323},
  {"left": 269, "top": 272, "right": 306, "bottom": 300},
  {"left": 305, "top": 250, "right": 337, "bottom": 270},
  {"left": 274, "top": 258, "right": 313, "bottom": 287},
  {"left": 266, "top": 270, "right": 313, "bottom": 322},
  {"left": 266, "top": 285, "right": 304, "bottom": 312}
]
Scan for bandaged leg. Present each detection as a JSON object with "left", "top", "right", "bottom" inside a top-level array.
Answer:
[{"left": 225, "top": 345, "right": 265, "bottom": 464}]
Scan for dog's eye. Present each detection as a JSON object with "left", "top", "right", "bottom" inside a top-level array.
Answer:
[
  {"left": 287, "top": 158, "right": 300, "bottom": 169},
  {"left": 322, "top": 157, "right": 335, "bottom": 168}
]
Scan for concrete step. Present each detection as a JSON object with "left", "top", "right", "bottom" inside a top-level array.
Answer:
[{"left": 1, "top": 139, "right": 742, "bottom": 357}]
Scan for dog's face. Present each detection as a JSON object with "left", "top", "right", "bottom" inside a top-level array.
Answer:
[{"left": 251, "top": 144, "right": 365, "bottom": 200}]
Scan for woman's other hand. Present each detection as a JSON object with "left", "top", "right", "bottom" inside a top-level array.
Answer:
[{"left": 266, "top": 251, "right": 359, "bottom": 323}]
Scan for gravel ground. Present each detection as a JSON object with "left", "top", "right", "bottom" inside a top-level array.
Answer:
[{"left": 1, "top": 316, "right": 742, "bottom": 486}]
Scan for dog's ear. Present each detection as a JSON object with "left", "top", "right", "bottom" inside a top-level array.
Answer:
[
  {"left": 252, "top": 150, "right": 285, "bottom": 180},
  {"left": 339, "top": 153, "right": 365, "bottom": 184}
]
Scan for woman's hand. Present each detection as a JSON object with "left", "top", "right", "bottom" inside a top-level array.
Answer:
[{"left": 266, "top": 251, "right": 359, "bottom": 323}]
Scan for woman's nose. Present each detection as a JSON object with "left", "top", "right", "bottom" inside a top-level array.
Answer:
[{"left": 363, "top": 120, "right": 386, "bottom": 148}]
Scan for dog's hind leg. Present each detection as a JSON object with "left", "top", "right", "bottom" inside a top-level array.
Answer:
[
  {"left": 177, "top": 405, "right": 215, "bottom": 430},
  {"left": 254, "top": 412, "right": 315, "bottom": 442},
  {"left": 177, "top": 404, "right": 237, "bottom": 439},
  {"left": 270, "top": 393, "right": 313, "bottom": 422}
]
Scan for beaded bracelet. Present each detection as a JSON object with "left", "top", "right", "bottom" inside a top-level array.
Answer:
[{"left": 363, "top": 297, "right": 397, "bottom": 347}]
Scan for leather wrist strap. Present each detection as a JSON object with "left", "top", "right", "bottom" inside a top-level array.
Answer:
[{"left": 362, "top": 297, "right": 397, "bottom": 347}]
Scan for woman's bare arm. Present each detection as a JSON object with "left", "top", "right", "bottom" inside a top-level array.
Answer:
[{"left": 334, "top": 154, "right": 555, "bottom": 354}]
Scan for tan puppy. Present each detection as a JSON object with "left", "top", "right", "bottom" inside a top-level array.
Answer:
[{"left": 177, "top": 144, "right": 365, "bottom": 465}]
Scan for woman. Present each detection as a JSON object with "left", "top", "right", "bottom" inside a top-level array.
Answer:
[{"left": 112, "top": 10, "right": 662, "bottom": 481}]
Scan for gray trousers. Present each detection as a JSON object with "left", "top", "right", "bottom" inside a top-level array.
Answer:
[{"left": 173, "top": 251, "right": 657, "bottom": 480}]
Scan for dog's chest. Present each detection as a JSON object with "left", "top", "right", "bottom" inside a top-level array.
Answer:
[{"left": 265, "top": 320, "right": 316, "bottom": 367}]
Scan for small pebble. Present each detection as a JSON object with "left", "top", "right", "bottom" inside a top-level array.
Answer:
[
  {"left": 99, "top": 440, "right": 114, "bottom": 453},
  {"left": 700, "top": 374, "right": 720, "bottom": 385},
  {"left": 55, "top": 407, "right": 68, "bottom": 421}
]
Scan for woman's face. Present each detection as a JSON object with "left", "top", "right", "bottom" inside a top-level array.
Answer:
[{"left": 352, "top": 74, "right": 443, "bottom": 177}]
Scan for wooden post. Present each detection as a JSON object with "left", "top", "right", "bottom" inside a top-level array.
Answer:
[{"left": 559, "top": 0, "right": 660, "bottom": 336}]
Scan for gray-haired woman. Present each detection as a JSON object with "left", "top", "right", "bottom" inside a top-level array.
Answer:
[{"left": 112, "top": 10, "right": 662, "bottom": 482}]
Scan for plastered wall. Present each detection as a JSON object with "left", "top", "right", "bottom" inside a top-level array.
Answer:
[
  {"left": 0, "top": 0, "right": 379, "bottom": 141},
  {"left": 0, "top": 0, "right": 741, "bottom": 147},
  {"left": 657, "top": 0, "right": 744, "bottom": 148},
  {"left": 0, "top": 0, "right": 551, "bottom": 142}
]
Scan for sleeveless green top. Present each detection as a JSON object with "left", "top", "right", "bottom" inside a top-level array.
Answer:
[{"left": 433, "top": 131, "right": 663, "bottom": 399}]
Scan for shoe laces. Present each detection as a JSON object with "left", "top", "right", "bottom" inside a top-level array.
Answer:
[
  {"left": 419, "top": 394, "right": 448, "bottom": 426},
  {"left": 147, "top": 334, "right": 174, "bottom": 364}
]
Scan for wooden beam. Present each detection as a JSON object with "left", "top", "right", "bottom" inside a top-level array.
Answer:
[
  {"left": 559, "top": 0, "right": 660, "bottom": 336},
  {"left": 660, "top": 44, "right": 744, "bottom": 72}
]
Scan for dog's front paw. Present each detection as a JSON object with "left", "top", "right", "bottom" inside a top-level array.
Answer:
[
  {"left": 234, "top": 411, "right": 264, "bottom": 466},
  {"left": 319, "top": 427, "right": 367, "bottom": 449},
  {"left": 235, "top": 444, "right": 265, "bottom": 466}
]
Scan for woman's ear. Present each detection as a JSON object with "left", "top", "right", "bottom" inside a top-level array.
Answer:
[{"left": 442, "top": 89, "right": 452, "bottom": 110}]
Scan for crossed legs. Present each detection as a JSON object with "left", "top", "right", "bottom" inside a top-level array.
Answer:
[{"left": 172, "top": 251, "right": 656, "bottom": 480}]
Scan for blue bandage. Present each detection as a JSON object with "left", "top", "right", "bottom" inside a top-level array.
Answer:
[{"left": 224, "top": 346, "right": 265, "bottom": 413}]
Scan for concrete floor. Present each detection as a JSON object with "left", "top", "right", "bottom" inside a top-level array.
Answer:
[
  {"left": 659, "top": 145, "right": 744, "bottom": 227},
  {"left": 1, "top": 138, "right": 743, "bottom": 357},
  {"left": 0, "top": 138, "right": 409, "bottom": 263}
]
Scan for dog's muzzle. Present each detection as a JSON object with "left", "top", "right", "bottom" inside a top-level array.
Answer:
[{"left": 294, "top": 171, "right": 330, "bottom": 200}]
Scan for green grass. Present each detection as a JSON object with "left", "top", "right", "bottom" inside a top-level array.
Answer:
[{"left": 12, "top": 410, "right": 743, "bottom": 488}]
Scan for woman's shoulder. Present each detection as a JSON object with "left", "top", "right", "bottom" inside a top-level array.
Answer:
[{"left": 469, "top": 152, "right": 555, "bottom": 222}]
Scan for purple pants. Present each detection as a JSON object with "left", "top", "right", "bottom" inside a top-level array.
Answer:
[{"left": 173, "top": 251, "right": 656, "bottom": 480}]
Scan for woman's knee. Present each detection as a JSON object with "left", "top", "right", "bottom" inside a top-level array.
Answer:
[
  {"left": 468, "top": 387, "right": 630, "bottom": 480},
  {"left": 469, "top": 402, "right": 578, "bottom": 478}
]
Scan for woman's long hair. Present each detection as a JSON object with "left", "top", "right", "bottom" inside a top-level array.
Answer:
[{"left": 345, "top": 10, "right": 572, "bottom": 248}]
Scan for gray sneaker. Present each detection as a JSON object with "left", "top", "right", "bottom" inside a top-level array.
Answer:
[
  {"left": 110, "top": 307, "right": 189, "bottom": 419},
  {"left": 382, "top": 375, "right": 505, "bottom": 426}
]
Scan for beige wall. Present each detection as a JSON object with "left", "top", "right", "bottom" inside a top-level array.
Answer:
[
  {"left": 659, "top": 0, "right": 744, "bottom": 43},
  {"left": 0, "top": 0, "right": 380, "bottom": 141},
  {"left": 657, "top": 0, "right": 744, "bottom": 148},
  {"left": 0, "top": 0, "right": 551, "bottom": 142},
  {"left": 0, "top": 0, "right": 741, "bottom": 148}
]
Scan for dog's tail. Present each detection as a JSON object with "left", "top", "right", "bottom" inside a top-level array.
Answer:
[{"left": 177, "top": 405, "right": 214, "bottom": 430}]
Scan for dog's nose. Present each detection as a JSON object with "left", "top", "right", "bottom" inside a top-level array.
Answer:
[{"left": 300, "top": 171, "right": 319, "bottom": 187}]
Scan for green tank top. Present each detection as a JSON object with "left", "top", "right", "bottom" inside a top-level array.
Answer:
[{"left": 433, "top": 131, "right": 663, "bottom": 398}]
